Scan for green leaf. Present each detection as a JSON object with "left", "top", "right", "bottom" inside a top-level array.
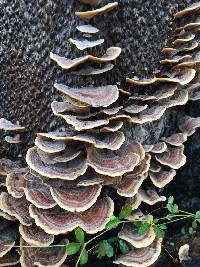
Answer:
[
  {"left": 192, "top": 220, "right": 197, "bottom": 229},
  {"left": 66, "top": 242, "right": 81, "bottom": 255},
  {"left": 172, "top": 204, "right": 179, "bottom": 214},
  {"left": 75, "top": 227, "right": 85, "bottom": 244},
  {"left": 98, "top": 241, "right": 106, "bottom": 258},
  {"left": 159, "top": 224, "right": 167, "bottom": 230},
  {"left": 181, "top": 227, "right": 186, "bottom": 234},
  {"left": 106, "top": 216, "right": 120, "bottom": 230},
  {"left": 189, "top": 227, "right": 194, "bottom": 234},
  {"left": 102, "top": 240, "right": 114, "bottom": 258},
  {"left": 153, "top": 225, "right": 165, "bottom": 238},
  {"left": 195, "top": 211, "right": 200, "bottom": 220},
  {"left": 119, "top": 204, "right": 132, "bottom": 219},
  {"left": 168, "top": 196, "right": 174, "bottom": 205},
  {"left": 107, "top": 236, "right": 118, "bottom": 244},
  {"left": 80, "top": 249, "right": 88, "bottom": 265},
  {"left": 166, "top": 203, "right": 173, "bottom": 213},
  {"left": 138, "top": 222, "right": 151, "bottom": 235},
  {"left": 118, "top": 240, "right": 129, "bottom": 255}
]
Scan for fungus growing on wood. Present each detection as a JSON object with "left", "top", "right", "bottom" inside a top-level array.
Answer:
[
  {"left": 20, "top": 239, "right": 68, "bottom": 267},
  {"left": 4, "top": 134, "right": 21, "bottom": 144},
  {"left": 6, "top": 171, "right": 26, "bottom": 198},
  {"left": 19, "top": 224, "right": 54, "bottom": 246},
  {"left": 50, "top": 47, "right": 121, "bottom": 70},
  {"left": 0, "top": 251, "right": 20, "bottom": 266},
  {"left": 175, "top": 2, "right": 200, "bottom": 18},
  {"left": 35, "top": 137, "right": 66, "bottom": 154},
  {"left": 178, "top": 115, "right": 200, "bottom": 136},
  {"left": 75, "top": 2, "right": 118, "bottom": 21},
  {"left": 54, "top": 83, "right": 119, "bottom": 108},
  {"left": 176, "top": 17, "right": 200, "bottom": 31},
  {"left": 160, "top": 54, "right": 192, "bottom": 64},
  {"left": 51, "top": 101, "right": 90, "bottom": 116},
  {"left": 149, "top": 169, "right": 176, "bottom": 188},
  {"left": 87, "top": 144, "right": 141, "bottom": 177},
  {"left": 118, "top": 222, "right": 156, "bottom": 248},
  {"left": 50, "top": 184, "right": 102, "bottom": 212},
  {"left": 155, "top": 146, "right": 186, "bottom": 169},
  {"left": 24, "top": 174, "right": 56, "bottom": 209},
  {"left": 138, "top": 188, "right": 166, "bottom": 205},
  {"left": 123, "top": 104, "right": 148, "bottom": 114},
  {"left": 29, "top": 197, "right": 114, "bottom": 234},
  {"left": 26, "top": 147, "right": 88, "bottom": 180},
  {"left": 149, "top": 160, "right": 161, "bottom": 173},
  {"left": 150, "top": 142, "right": 168, "bottom": 154},
  {"left": 173, "top": 32, "right": 195, "bottom": 44},
  {"left": 162, "top": 90, "right": 188, "bottom": 108},
  {"left": 69, "top": 38, "right": 104, "bottom": 50},
  {"left": 100, "top": 120, "right": 123, "bottom": 132},
  {"left": 113, "top": 238, "right": 162, "bottom": 267},
  {"left": 76, "top": 24, "right": 99, "bottom": 33},
  {"left": 72, "top": 64, "right": 114, "bottom": 75},
  {"left": 0, "top": 118, "right": 25, "bottom": 132},
  {"left": 0, "top": 193, "right": 32, "bottom": 225},
  {"left": 161, "top": 133, "right": 187, "bottom": 146}
]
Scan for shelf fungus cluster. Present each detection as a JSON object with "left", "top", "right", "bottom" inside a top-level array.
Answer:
[
  {"left": 0, "top": 118, "right": 25, "bottom": 144},
  {"left": 1, "top": 2, "right": 200, "bottom": 267}
]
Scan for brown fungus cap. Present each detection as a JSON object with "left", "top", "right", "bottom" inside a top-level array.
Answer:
[
  {"left": 69, "top": 38, "right": 104, "bottom": 50},
  {"left": 19, "top": 224, "right": 54, "bottom": 246},
  {"left": 123, "top": 104, "right": 148, "bottom": 114},
  {"left": 26, "top": 147, "right": 88, "bottom": 180},
  {"left": 138, "top": 188, "right": 166, "bottom": 205},
  {"left": 118, "top": 223, "right": 156, "bottom": 248},
  {"left": 24, "top": 174, "right": 56, "bottom": 209},
  {"left": 113, "top": 238, "right": 162, "bottom": 267},
  {"left": 173, "top": 33, "right": 196, "bottom": 45},
  {"left": 29, "top": 197, "right": 114, "bottom": 235},
  {"left": 0, "top": 118, "right": 25, "bottom": 132},
  {"left": 175, "top": 2, "right": 200, "bottom": 18},
  {"left": 76, "top": 24, "right": 99, "bottom": 33},
  {"left": 35, "top": 137, "right": 66, "bottom": 154},
  {"left": 0, "top": 193, "right": 32, "bottom": 225},
  {"left": 50, "top": 184, "right": 102, "bottom": 212},
  {"left": 155, "top": 146, "right": 186, "bottom": 169},
  {"left": 161, "top": 133, "right": 187, "bottom": 146},
  {"left": 75, "top": 2, "right": 118, "bottom": 21},
  {"left": 87, "top": 144, "right": 140, "bottom": 177},
  {"left": 50, "top": 47, "right": 121, "bottom": 70},
  {"left": 160, "top": 54, "right": 192, "bottom": 64},
  {"left": 51, "top": 101, "right": 90, "bottom": 115},
  {"left": 4, "top": 134, "right": 21, "bottom": 144},
  {"left": 178, "top": 115, "right": 200, "bottom": 136},
  {"left": 117, "top": 175, "right": 146, "bottom": 197},
  {"left": 54, "top": 83, "right": 119, "bottom": 108},
  {"left": 6, "top": 171, "right": 27, "bottom": 198},
  {"left": 161, "top": 90, "right": 188, "bottom": 108},
  {"left": 149, "top": 169, "right": 176, "bottom": 188},
  {"left": 100, "top": 120, "right": 124, "bottom": 132},
  {"left": 150, "top": 142, "right": 167, "bottom": 154},
  {"left": 0, "top": 251, "right": 20, "bottom": 266},
  {"left": 124, "top": 154, "right": 151, "bottom": 178},
  {"left": 20, "top": 238, "right": 68, "bottom": 267}
]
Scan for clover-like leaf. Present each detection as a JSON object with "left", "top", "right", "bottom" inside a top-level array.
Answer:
[
  {"left": 118, "top": 240, "right": 129, "bottom": 255},
  {"left": 102, "top": 240, "right": 114, "bottom": 258},
  {"left": 119, "top": 204, "right": 132, "bottom": 219},
  {"left": 106, "top": 216, "right": 120, "bottom": 230},
  {"left": 138, "top": 222, "right": 151, "bottom": 235},
  {"left": 80, "top": 248, "right": 88, "bottom": 265},
  {"left": 66, "top": 242, "right": 81, "bottom": 255},
  {"left": 75, "top": 227, "right": 85, "bottom": 244}
]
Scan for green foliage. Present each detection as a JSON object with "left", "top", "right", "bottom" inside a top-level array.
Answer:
[
  {"left": 138, "top": 221, "right": 151, "bottom": 235},
  {"left": 106, "top": 215, "right": 120, "bottom": 230},
  {"left": 75, "top": 227, "right": 85, "bottom": 244},
  {"left": 119, "top": 204, "right": 133, "bottom": 219},
  {"left": 118, "top": 240, "right": 129, "bottom": 254},
  {"left": 153, "top": 224, "right": 166, "bottom": 238},
  {"left": 166, "top": 196, "right": 179, "bottom": 214},
  {"left": 80, "top": 249, "right": 88, "bottom": 265},
  {"left": 66, "top": 242, "right": 81, "bottom": 255}
]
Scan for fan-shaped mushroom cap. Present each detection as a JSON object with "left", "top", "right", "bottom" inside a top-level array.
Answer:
[
  {"left": 149, "top": 160, "right": 161, "bottom": 173},
  {"left": 161, "top": 133, "right": 187, "bottom": 146},
  {"left": 126, "top": 141, "right": 145, "bottom": 161},
  {"left": 0, "top": 118, "right": 25, "bottom": 132},
  {"left": 79, "top": 0, "right": 102, "bottom": 6},
  {"left": 175, "top": 2, "right": 200, "bottom": 18},
  {"left": 113, "top": 238, "right": 162, "bottom": 267},
  {"left": 129, "top": 95, "right": 157, "bottom": 102},
  {"left": 51, "top": 101, "right": 90, "bottom": 115},
  {"left": 69, "top": 38, "right": 104, "bottom": 50},
  {"left": 0, "top": 224, "right": 16, "bottom": 257},
  {"left": 127, "top": 68, "right": 196, "bottom": 86},
  {"left": 178, "top": 244, "right": 191, "bottom": 263},
  {"left": 87, "top": 145, "right": 140, "bottom": 177},
  {"left": 176, "top": 18, "right": 200, "bottom": 31},
  {"left": 35, "top": 137, "right": 66, "bottom": 154},
  {"left": 117, "top": 175, "right": 146, "bottom": 197},
  {"left": 126, "top": 194, "right": 142, "bottom": 210},
  {"left": 150, "top": 142, "right": 167, "bottom": 154},
  {"left": 24, "top": 174, "right": 56, "bottom": 209},
  {"left": 0, "top": 211, "right": 16, "bottom": 221},
  {"left": 19, "top": 224, "right": 54, "bottom": 246},
  {"left": 100, "top": 120, "right": 124, "bottom": 132},
  {"left": 75, "top": 2, "right": 118, "bottom": 21},
  {"left": 174, "top": 33, "right": 196, "bottom": 45},
  {"left": 76, "top": 24, "right": 99, "bottom": 33},
  {"left": 54, "top": 83, "right": 119, "bottom": 108},
  {"left": 177, "top": 41, "right": 199, "bottom": 52},
  {"left": 179, "top": 115, "right": 200, "bottom": 136},
  {"left": 102, "top": 106, "right": 123, "bottom": 115},
  {"left": 29, "top": 197, "right": 114, "bottom": 235},
  {"left": 6, "top": 171, "right": 26, "bottom": 198},
  {"left": 50, "top": 47, "right": 121, "bottom": 70},
  {"left": 50, "top": 184, "right": 102, "bottom": 212},
  {"left": 155, "top": 146, "right": 186, "bottom": 169},
  {"left": 4, "top": 134, "right": 21, "bottom": 144},
  {"left": 0, "top": 159, "right": 26, "bottom": 176},
  {"left": 72, "top": 64, "right": 114, "bottom": 76},
  {"left": 0, "top": 193, "right": 32, "bottom": 225},
  {"left": 160, "top": 54, "right": 192, "bottom": 64},
  {"left": 162, "top": 90, "right": 188, "bottom": 108},
  {"left": 138, "top": 189, "right": 166, "bottom": 205},
  {"left": 0, "top": 251, "right": 20, "bottom": 266},
  {"left": 131, "top": 104, "right": 167, "bottom": 124},
  {"left": 20, "top": 239, "right": 68, "bottom": 267},
  {"left": 119, "top": 223, "right": 156, "bottom": 248},
  {"left": 123, "top": 104, "right": 148, "bottom": 114},
  {"left": 149, "top": 169, "right": 176, "bottom": 188},
  {"left": 26, "top": 147, "right": 88, "bottom": 180}
]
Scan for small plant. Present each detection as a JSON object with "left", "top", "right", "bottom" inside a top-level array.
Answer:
[{"left": 9, "top": 196, "right": 200, "bottom": 266}]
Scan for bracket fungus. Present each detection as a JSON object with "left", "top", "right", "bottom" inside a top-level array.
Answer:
[{"left": 69, "top": 38, "right": 104, "bottom": 50}]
